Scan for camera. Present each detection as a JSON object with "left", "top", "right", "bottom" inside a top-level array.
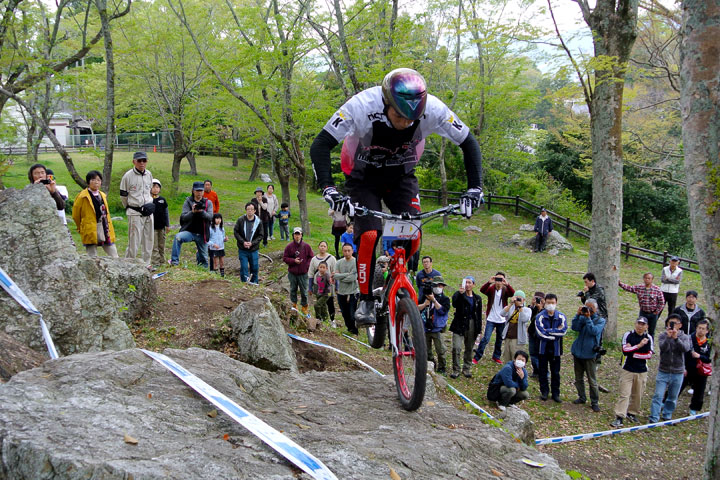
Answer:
[
  {"left": 576, "top": 291, "right": 585, "bottom": 297},
  {"left": 39, "top": 179, "right": 51, "bottom": 184},
  {"left": 535, "top": 296, "right": 543, "bottom": 304},
  {"left": 422, "top": 284, "right": 433, "bottom": 296},
  {"left": 593, "top": 345, "right": 608, "bottom": 356},
  {"left": 194, "top": 202, "right": 204, "bottom": 211},
  {"left": 494, "top": 276, "right": 503, "bottom": 282},
  {"left": 581, "top": 306, "right": 589, "bottom": 315}
]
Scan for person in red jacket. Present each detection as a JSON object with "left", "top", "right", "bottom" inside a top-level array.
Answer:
[
  {"left": 474, "top": 272, "right": 515, "bottom": 364},
  {"left": 283, "top": 227, "right": 314, "bottom": 317}
]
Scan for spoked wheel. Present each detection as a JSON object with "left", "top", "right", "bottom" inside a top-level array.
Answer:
[{"left": 392, "top": 296, "right": 427, "bottom": 411}]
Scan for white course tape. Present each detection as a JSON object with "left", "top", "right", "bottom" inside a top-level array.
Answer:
[
  {"left": 535, "top": 411, "right": 710, "bottom": 445},
  {"left": 287, "top": 333, "right": 385, "bottom": 377},
  {"left": 0, "top": 266, "right": 58, "bottom": 359},
  {"left": 151, "top": 271, "right": 168, "bottom": 279},
  {"left": 446, "top": 384, "right": 494, "bottom": 419},
  {"left": 141, "top": 349, "right": 337, "bottom": 480},
  {"left": 342, "top": 333, "right": 372, "bottom": 349}
]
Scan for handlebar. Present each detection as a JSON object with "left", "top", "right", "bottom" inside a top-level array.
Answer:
[{"left": 353, "top": 204, "right": 461, "bottom": 221}]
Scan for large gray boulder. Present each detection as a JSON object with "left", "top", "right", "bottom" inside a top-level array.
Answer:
[
  {"left": 0, "top": 186, "right": 150, "bottom": 357},
  {"left": 503, "top": 230, "right": 573, "bottom": 253},
  {"left": 230, "top": 296, "right": 298, "bottom": 372},
  {"left": 498, "top": 405, "right": 536, "bottom": 445},
  {"left": 0, "top": 348, "right": 568, "bottom": 479}
]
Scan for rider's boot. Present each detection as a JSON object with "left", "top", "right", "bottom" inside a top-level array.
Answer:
[{"left": 355, "top": 298, "right": 376, "bottom": 327}]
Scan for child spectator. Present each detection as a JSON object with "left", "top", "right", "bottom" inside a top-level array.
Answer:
[
  {"left": 340, "top": 223, "right": 357, "bottom": 256},
  {"left": 312, "top": 262, "right": 333, "bottom": 325},
  {"left": 209, "top": 213, "right": 228, "bottom": 277},
  {"left": 277, "top": 202, "right": 291, "bottom": 241},
  {"left": 151, "top": 179, "right": 170, "bottom": 267}
]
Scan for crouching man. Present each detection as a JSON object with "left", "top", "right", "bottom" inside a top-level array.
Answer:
[{"left": 487, "top": 350, "right": 530, "bottom": 411}]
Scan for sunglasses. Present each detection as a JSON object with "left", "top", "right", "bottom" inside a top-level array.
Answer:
[{"left": 135, "top": 158, "right": 148, "bottom": 163}]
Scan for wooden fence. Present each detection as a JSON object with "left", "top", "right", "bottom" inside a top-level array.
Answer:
[
  {"left": 418, "top": 188, "right": 700, "bottom": 274},
  {"left": 1, "top": 144, "right": 235, "bottom": 157}
]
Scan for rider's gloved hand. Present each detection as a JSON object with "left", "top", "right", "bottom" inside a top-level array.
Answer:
[
  {"left": 459, "top": 187, "right": 484, "bottom": 218},
  {"left": 323, "top": 186, "right": 354, "bottom": 217}
]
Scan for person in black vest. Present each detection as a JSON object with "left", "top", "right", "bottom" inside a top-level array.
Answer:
[
  {"left": 449, "top": 276, "right": 483, "bottom": 379},
  {"left": 611, "top": 317, "right": 654, "bottom": 427},
  {"left": 151, "top": 179, "right": 170, "bottom": 267},
  {"left": 170, "top": 181, "right": 213, "bottom": 267}
]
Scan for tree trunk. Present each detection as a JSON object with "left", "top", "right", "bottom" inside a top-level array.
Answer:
[
  {"left": 186, "top": 151, "right": 197, "bottom": 175},
  {"left": 680, "top": 0, "right": 720, "bottom": 477},
  {"left": 296, "top": 162, "right": 309, "bottom": 234},
  {"left": 383, "top": 0, "right": 398, "bottom": 71},
  {"left": 232, "top": 151, "right": 239, "bottom": 167},
  {"left": 439, "top": 139, "right": 449, "bottom": 228},
  {"left": 171, "top": 123, "right": 186, "bottom": 193},
  {"left": 232, "top": 126, "right": 239, "bottom": 167},
  {"left": 25, "top": 120, "right": 37, "bottom": 163},
  {"left": 96, "top": 0, "right": 115, "bottom": 193},
  {"left": 249, "top": 146, "right": 261, "bottom": 181},
  {"left": 333, "top": 0, "right": 361, "bottom": 93}
]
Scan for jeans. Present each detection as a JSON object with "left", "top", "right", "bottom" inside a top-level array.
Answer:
[
  {"left": 262, "top": 221, "right": 269, "bottom": 246},
  {"left": 573, "top": 355, "right": 599, "bottom": 404},
  {"left": 538, "top": 353, "right": 562, "bottom": 398},
  {"left": 288, "top": 272, "right": 308, "bottom": 307},
  {"left": 662, "top": 292, "right": 678, "bottom": 318},
  {"left": 171, "top": 231, "right": 208, "bottom": 268},
  {"left": 337, "top": 293, "right": 358, "bottom": 333},
  {"left": 649, "top": 370, "right": 684, "bottom": 421},
  {"left": 641, "top": 311, "right": 659, "bottom": 338},
  {"left": 238, "top": 249, "right": 259, "bottom": 283},
  {"left": 475, "top": 321, "right": 505, "bottom": 361},
  {"left": 268, "top": 217, "right": 275, "bottom": 238},
  {"left": 279, "top": 224, "right": 290, "bottom": 240},
  {"left": 535, "top": 233, "right": 548, "bottom": 252}
]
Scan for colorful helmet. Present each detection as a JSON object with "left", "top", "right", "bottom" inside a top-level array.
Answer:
[{"left": 381, "top": 68, "right": 427, "bottom": 121}]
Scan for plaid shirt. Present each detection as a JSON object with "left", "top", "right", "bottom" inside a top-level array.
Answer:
[{"left": 619, "top": 282, "right": 665, "bottom": 315}]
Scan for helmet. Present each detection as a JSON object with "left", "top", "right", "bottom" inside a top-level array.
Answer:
[{"left": 381, "top": 68, "right": 427, "bottom": 121}]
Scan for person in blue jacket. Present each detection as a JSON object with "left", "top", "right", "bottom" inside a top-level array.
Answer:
[
  {"left": 487, "top": 350, "right": 530, "bottom": 410},
  {"left": 533, "top": 207, "right": 553, "bottom": 252},
  {"left": 535, "top": 293, "right": 568, "bottom": 402},
  {"left": 419, "top": 276, "right": 450, "bottom": 374},
  {"left": 570, "top": 298, "right": 606, "bottom": 412}
]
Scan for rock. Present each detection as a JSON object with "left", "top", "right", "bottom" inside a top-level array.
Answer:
[
  {"left": 519, "top": 224, "right": 535, "bottom": 232},
  {"left": 546, "top": 230, "right": 573, "bottom": 251},
  {"left": 498, "top": 405, "right": 536, "bottom": 445},
  {"left": 230, "top": 296, "right": 298, "bottom": 372},
  {"left": 0, "top": 348, "right": 568, "bottom": 479},
  {"left": 0, "top": 186, "right": 148, "bottom": 356},
  {"left": 503, "top": 234, "right": 528, "bottom": 248},
  {"left": 548, "top": 248, "right": 560, "bottom": 256},
  {"left": 503, "top": 230, "right": 573, "bottom": 254},
  {"left": 463, "top": 226, "right": 483, "bottom": 233},
  {"left": 0, "top": 331, "right": 46, "bottom": 381},
  {"left": 491, "top": 214, "right": 506, "bottom": 224},
  {"left": 260, "top": 173, "right": 272, "bottom": 183}
]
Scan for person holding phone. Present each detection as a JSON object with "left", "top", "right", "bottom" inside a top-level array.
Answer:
[
  {"left": 499, "top": 291, "right": 531, "bottom": 363},
  {"left": 475, "top": 272, "right": 515, "bottom": 364},
  {"left": 449, "top": 276, "right": 483, "bottom": 379},
  {"left": 28, "top": 163, "right": 65, "bottom": 214}
]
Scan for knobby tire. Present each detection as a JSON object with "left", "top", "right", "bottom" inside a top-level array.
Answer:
[{"left": 392, "top": 295, "right": 427, "bottom": 411}]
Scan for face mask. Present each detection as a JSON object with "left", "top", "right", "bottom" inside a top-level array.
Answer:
[
  {"left": 545, "top": 303, "right": 556, "bottom": 313},
  {"left": 432, "top": 287, "right": 443, "bottom": 295},
  {"left": 515, "top": 359, "right": 525, "bottom": 369}
]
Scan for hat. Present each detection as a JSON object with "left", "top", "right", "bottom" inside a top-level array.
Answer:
[
  {"left": 514, "top": 290, "right": 526, "bottom": 299},
  {"left": 636, "top": 317, "right": 648, "bottom": 324},
  {"left": 540, "top": 207, "right": 547, "bottom": 212},
  {"left": 377, "top": 255, "right": 391, "bottom": 264},
  {"left": 192, "top": 181, "right": 204, "bottom": 191},
  {"left": 431, "top": 276, "right": 447, "bottom": 286},
  {"left": 293, "top": 227, "right": 303, "bottom": 235},
  {"left": 686, "top": 290, "right": 699, "bottom": 298},
  {"left": 670, "top": 255, "right": 680, "bottom": 261},
  {"left": 46, "top": 169, "right": 54, "bottom": 175},
  {"left": 133, "top": 151, "right": 148, "bottom": 161},
  {"left": 255, "top": 187, "right": 264, "bottom": 193},
  {"left": 463, "top": 275, "right": 475, "bottom": 283},
  {"left": 152, "top": 178, "right": 162, "bottom": 187},
  {"left": 534, "top": 291, "right": 545, "bottom": 299}
]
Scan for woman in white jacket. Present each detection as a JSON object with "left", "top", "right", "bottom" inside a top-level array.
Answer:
[{"left": 500, "top": 290, "right": 532, "bottom": 363}]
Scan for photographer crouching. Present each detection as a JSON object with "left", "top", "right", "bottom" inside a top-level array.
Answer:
[
  {"left": 570, "top": 298, "right": 606, "bottom": 412},
  {"left": 419, "top": 276, "right": 451, "bottom": 375}
]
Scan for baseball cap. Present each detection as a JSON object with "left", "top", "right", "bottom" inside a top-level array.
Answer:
[
  {"left": 192, "top": 181, "right": 204, "bottom": 191},
  {"left": 463, "top": 275, "right": 475, "bottom": 283},
  {"left": 514, "top": 290, "right": 526, "bottom": 299},
  {"left": 670, "top": 255, "right": 680, "bottom": 261},
  {"left": 133, "top": 151, "right": 148, "bottom": 161},
  {"left": 431, "top": 276, "right": 447, "bottom": 286},
  {"left": 636, "top": 317, "right": 648, "bottom": 324},
  {"left": 152, "top": 178, "right": 162, "bottom": 187},
  {"left": 377, "top": 255, "right": 391, "bottom": 264},
  {"left": 293, "top": 227, "right": 303, "bottom": 235}
]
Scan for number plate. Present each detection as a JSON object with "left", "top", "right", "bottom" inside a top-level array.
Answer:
[{"left": 383, "top": 219, "right": 421, "bottom": 239}]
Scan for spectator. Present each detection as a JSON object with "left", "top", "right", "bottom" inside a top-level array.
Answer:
[
  {"left": 334, "top": 243, "right": 359, "bottom": 335},
  {"left": 277, "top": 202, "right": 291, "bottom": 241},
  {"left": 170, "top": 181, "right": 213, "bottom": 268},
  {"left": 251, "top": 187, "right": 271, "bottom": 247},
  {"left": 340, "top": 223, "right": 357, "bottom": 256},
  {"left": 475, "top": 272, "right": 515, "bottom": 364},
  {"left": 120, "top": 151, "right": 154, "bottom": 269},
  {"left": 419, "top": 275, "right": 450, "bottom": 375},
  {"left": 373, "top": 255, "right": 391, "bottom": 290},
  {"left": 382, "top": 237, "right": 397, "bottom": 258},
  {"left": 202, "top": 180, "right": 220, "bottom": 213},
  {"left": 328, "top": 206, "right": 348, "bottom": 258},
  {"left": 660, "top": 256, "right": 683, "bottom": 317},
  {"left": 283, "top": 227, "right": 314, "bottom": 317},
  {"left": 527, "top": 292, "right": 545, "bottom": 377},
  {"left": 499, "top": 291, "right": 531, "bottom": 363},
  {"left": 265, "top": 184, "right": 279, "bottom": 240},
  {"left": 648, "top": 314, "right": 692, "bottom": 423},
  {"left": 533, "top": 207, "right": 553, "bottom": 253},
  {"left": 579, "top": 272, "right": 607, "bottom": 320},
  {"left": 570, "top": 298, "right": 606, "bottom": 412},
  {"left": 680, "top": 319, "right": 712, "bottom": 415},
  {"left": 673, "top": 290, "right": 705, "bottom": 335},
  {"left": 416, "top": 255, "right": 441, "bottom": 304},
  {"left": 619, "top": 273, "right": 665, "bottom": 337},
  {"left": 28, "top": 163, "right": 66, "bottom": 219},
  {"left": 312, "top": 262, "right": 333, "bottom": 324},
  {"left": 234, "top": 202, "right": 263, "bottom": 283},
  {"left": 45, "top": 169, "right": 68, "bottom": 224},
  {"left": 535, "top": 293, "right": 568, "bottom": 402},
  {"left": 610, "top": 317, "right": 654, "bottom": 428},
  {"left": 487, "top": 350, "right": 530, "bottom": 411},
  {"left": 151, "top": 179, "right": 170, "bottom": 268},
  {"left": 449, "top": 276, "right": 483, "bottom": 379},
  {"left": 209, "top": 213, "right": 228, "bottom": 277},
  {"left": 308, "top": 241, "right": 337, "bottom": 325},
  {"left": 71, "top": 170, "right": 118, "bottom": 257}
]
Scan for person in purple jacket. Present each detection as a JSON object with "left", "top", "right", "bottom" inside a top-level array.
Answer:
[{"left": 283, "top": 227, "right": 314, "bottom": 317}]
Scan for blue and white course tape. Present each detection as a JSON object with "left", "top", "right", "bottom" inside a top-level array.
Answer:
[
  {"left": 288, "top": 333, "right": 385, "bottom": 377},
  {"left": 342, "top": 333, "right": 372, "bottom": 348},
  {"left": 447, "top": 384, "right": 494, "bottom": 419},
  {"left": 142, "top": 349, "right": 337, "bottom": 480}
]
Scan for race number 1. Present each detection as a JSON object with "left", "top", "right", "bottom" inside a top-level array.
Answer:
[{"left": 382, "top": 219, "right": 421, "bottom": 239}]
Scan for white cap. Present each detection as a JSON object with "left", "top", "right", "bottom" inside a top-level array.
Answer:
[{"left": 152, "top": 178, "right": 162, "bottom": 187}]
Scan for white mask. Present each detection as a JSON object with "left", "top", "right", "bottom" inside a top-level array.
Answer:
[
  {"left": 432, "top": 287, "right": 443, "bottom": 295},
  {"left": 545, "top": 303, "right": 556, "bottom": 313},
  {"left": 515, "top": 359, "right": 526, "bottom": 369}
]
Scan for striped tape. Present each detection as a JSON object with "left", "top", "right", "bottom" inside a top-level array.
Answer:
[
  {"left": 535, "top": 412, "right": 710, "bottom": 445},
  {"left": 447, "top": 384, "right": 494, "bottom": 419},
  {"left": 151, "top": 271, "right": 168, "bottom": 279},
  {"left": 341, "top": 333, "right": 372, "bottom": 349},
  {"left": 287, "top": 333, "right": 385, "bottom": 377},
  {"left": 0, "top": 266, "right": 58, "bottom": 359},
  {"left": 141, "top": 349, "right": 337, "bottom": 480}
]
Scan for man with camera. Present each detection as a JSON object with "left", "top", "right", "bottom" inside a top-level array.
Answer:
[
  {"left": 648, "top": 314, "right": 692, "bottom": 423},
  {"left": 416, "top": 256, "right": 441, "bottom": 304},
  {"left": 499, "top": 291, "right": 531, "bottom": 363},
  {"left": 578, "top": 273, "right": 607, "bottom": 319},
  {"left": 419, "top": 276, "right": 451, "bottom": 374},
  {"left": 170, "top": 181, "right": 213, "bottom": 268},
  {"left": 476, "top": 273, "right": 515, "bottom": 364},
  {"left": 570, "top": 298, "right": 606, "bottom": 412},
  {"left": 120, "top": 151, "right": 155, "bottom": 269}
]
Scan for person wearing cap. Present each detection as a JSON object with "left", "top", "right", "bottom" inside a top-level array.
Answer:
[
  {"left": 660, "top": 256, "right": 683, "bottom": 317},
  {"left": 170, "top": 181, "right": 213, "bottom": 268},
  {"left": 610, "top": 316, "right": 654, "bottom": 427},
  {"left": 283, "top": 227, "right": 314, "bottom": 317},
  {"left": 533, "top": 207, "right": 553, "bottom": 253},
  {"left": 619, "top": 273, "right": 665, "bottom": 337},
  {"left": 251, "top": 187, "right": 271, "bottom": 247},
  {"left": 120, "top": 151, "right": 154, "bottom": 267},
  {"left": 570, "top": 298, "right": 606, "bottom": 412},
  {"left": 373, "top": 254, "right": 391, "bottom": 290},
  {"left": 151, "top": 178, "right": 170, "bottom": 267},
  {"left": 499, "top": 290, "right": 531, "bottom": 364},
  {"left": 449, "top": 276, "right": 483, "bottom": 378},
  {"left": 672, "top": 290, "right": 705, "bottom": 335},
  {"left": 234, "top": 202, "right": 264, "bottom": 283},
  {"left": 419, "top": 276, "right": 451, "bottom": 374}
]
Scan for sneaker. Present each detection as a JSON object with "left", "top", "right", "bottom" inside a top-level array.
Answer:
[
  {"left": 690, "top": 409, "right": 698, "bottom": 415},
  {"left": 591, "top": 404, "right": 600, "bottom": 412},
  {"left": 331, "top": 321, "right": 338, "bottom": 328},
  {"left": 496, "top": 402, "right": 506, "bottom": 412},
  {"left": 626, "top": 413, "right": 639, "bottom": 423},
  {"left": 436, "top": 368, "right": 446, "bottom": 375},
  {"left": 492, "top": 357, "right": 503, "bottom": 365},
  {"left": 610, "top": 417, "right": 623, "bottom": 428},
  {"left": 354, "top": 299, "right": 376, "bottom": 327},
  {"left": 552, "top": 396, "right": 562, "bottom": 403},
  {"left": 540, "top": 394, "right": 548, "bottom": 401},
  {"left": 450, "top": 372, "right": 460, "bottom": 379},
  {"left": 301, "top": 305, "right": 310, "bottom": 318},
  {"left": 463, "top": 372, "right": 472, "bottom": 378},
  {"left": 688, "top": 388, "right": 694, "bottom": 395},
  {"left": 572, "top": 398, "right": 586, "bottom": 405},
  {"left": 472, "top": 358, "right": 479, "bottom": 365}
]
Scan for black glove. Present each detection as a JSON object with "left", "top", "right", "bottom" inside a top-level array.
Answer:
[
  {"left": 323, "top": 186, "right": 354, "bottom": 216},
  {"left": 459, "top": 187, "right": 483, "bottom": 218}
]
